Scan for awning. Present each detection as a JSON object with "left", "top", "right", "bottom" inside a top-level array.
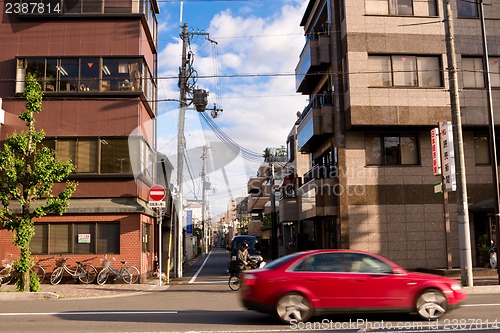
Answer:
[{"left": 469, "top": 198, "right": 494, "bottom": 212}]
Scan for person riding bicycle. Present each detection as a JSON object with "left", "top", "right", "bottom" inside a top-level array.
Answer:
[{"left": 237, "top": 243, "right": 250, "bottom": 271}]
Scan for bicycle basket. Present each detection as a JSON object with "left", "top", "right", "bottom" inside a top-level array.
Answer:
[
  {"left": 102, "top": 259, "right": 111, "bottom": 268},
  {"left": 55, "top": 258, "right": 65, "bottom": 267}
]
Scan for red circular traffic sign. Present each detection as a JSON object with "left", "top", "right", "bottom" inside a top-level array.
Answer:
[{"left": 149, "top": 184, "right": 166, "bottom": 201}]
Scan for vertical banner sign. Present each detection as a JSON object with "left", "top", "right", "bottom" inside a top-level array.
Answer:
[
  {"left": 439, "top": 121, "right": 457, "bottom": 192},
  {"left": 186, "top": 210, "right": 193, "bottom": 234},
  {"left": 431, "top": 128, "right": 441, "bottom": 176}
]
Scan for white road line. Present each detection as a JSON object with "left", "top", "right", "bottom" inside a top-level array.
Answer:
[
  {"left": 188, "top": 251, "right": 211, "bottom": 284},
  {"left": 189, "top": 280, "right": 227, "bottom": 284},
  {"left": 462, "top": 303, "right": 500, "bottom": 307},
  {"left": 0, "top": 311, "right": 178, "bottom": 316}
]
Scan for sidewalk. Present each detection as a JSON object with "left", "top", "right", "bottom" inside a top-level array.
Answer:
[{"left": 0, "top": 276, "right": 171, "bottom": 300}]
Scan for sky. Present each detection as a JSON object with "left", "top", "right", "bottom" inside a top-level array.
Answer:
[{"left": 151, "top": 0, "right": 309, "bottom": 216}]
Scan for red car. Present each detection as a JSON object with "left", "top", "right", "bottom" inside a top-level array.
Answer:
[{"left": 239, "top": 250, "right": 466, "bottom": 324}]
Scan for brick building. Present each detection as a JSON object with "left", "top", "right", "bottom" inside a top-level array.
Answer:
[{"left": 0, "top": 0, "right": 162, "bottom": 280}]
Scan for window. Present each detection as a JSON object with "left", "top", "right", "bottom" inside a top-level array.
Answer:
[
  {"left": 368, "top": 55, "right": 442, "bottom": 87},
  {"left": 76, "top": 139, "right": 98, "bottom": 173},
  {"left": 474, "top": 134, "right": 500, "bottom": 165},
  {"left": 457, "top": 0, "right": 478, "bottom": 17},
  {"left": 32, "top": 223, "right": 120, "bottom": 254},
  {"left": 74, "top": 224, "right": 95, "bottom": 254},
  {"left": 142, "top": 223, "right": 151, "bottom": 253},
  {"left": 97, "top": 224, "right": 120, "bottom": 254},
  {"left": 102, "top": 58, "right": 143, "bottom": 92},
  {"left": 462, "top": 58, "right": 485, "bottom": 88},
  {"left": 15, "top": 57, "right": 153, "bottom": 109},
  {"left": 463, "top": 57, "right": 500, "bottom": 88},
  {"left": 310, "top": 253, "right": 345, "bottom": 272},
  {"left": 474, "top": 135, "right": 490, "bottom": 164},
  {"left": 347, "top": 253, "right": 393, "bottom": 274},
  {"left": 100, "top": 138, "right": 132, "bottom": 174},
  {"left": 80, "top": 58, "right": 100, "bottom": 91},
  {"left": 50, "top": 224, "right": 71, "bottom": 253},
  {"left": 366, "top": 134, "right": 419, "bottom": 165},
  {"left": 43, "top": 137, "right": 138, "bottom": 175},
  {"left": 365, "top": 0, "right": 437, "bottom": 16}
]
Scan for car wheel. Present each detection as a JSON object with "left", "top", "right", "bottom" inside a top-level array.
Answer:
[
  {"left": 275, "top": 292, "right": 312, "bottom": 324},
  {"left": 416, "top": 288, "right": 448, "bottom": 320}
]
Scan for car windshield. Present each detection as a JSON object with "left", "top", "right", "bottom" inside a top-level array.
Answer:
[
  {"left": 264, "top": 253, "right": 302, "bottom": 269},
  {"left": 232, "top": 237, "right": 258, "bottom": 255}
]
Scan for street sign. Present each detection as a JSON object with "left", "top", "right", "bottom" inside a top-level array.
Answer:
[
  {"left": 148, "top": 201, "right": 166, "bottom": 208},
  {"left": 439, "top": 121, "right": 457, "bottom": 192},
  {"left": 149, "top": 184, "right": 166, "bottom": 201},
  {"left": 431, "top": 128, "right": 441, "bottom": 175}
]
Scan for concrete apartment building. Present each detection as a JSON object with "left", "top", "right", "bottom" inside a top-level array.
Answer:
[
  {"left": 0, "top": 0, "right": 162, "bottom": 279},
  {"left": 284, "top": 0, "right": 500, "bottom": 270}
]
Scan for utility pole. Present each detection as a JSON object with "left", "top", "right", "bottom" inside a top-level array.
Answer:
[
  {"left": 201, "top": 145, "right": 208, "bottom": 254},
  {"left": 441, "top": 0, "right": 474, "bottom": 286},
  {"left": 479, "top": 0, "right": 500, "bottom": 284},
  {"left": 176, "top": 23, "right": 189, "bottom": 279},
  {"left": 269, "top": 159, "right": 278, "bottom": 260},
  {"left": 176, "top": 23, "right": 214, "bottom": 278}
]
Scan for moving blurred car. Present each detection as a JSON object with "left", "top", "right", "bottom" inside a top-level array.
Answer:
[{"left": 239, "top": 249, "right": 466, "bottom": 324}]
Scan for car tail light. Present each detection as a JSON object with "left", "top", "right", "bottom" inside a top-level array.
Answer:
[{"left": 243, "top": 273, "right": 257, "bottom": 286}]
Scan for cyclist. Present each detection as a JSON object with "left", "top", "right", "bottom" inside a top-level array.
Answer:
[{"left": 237, "top": 243, "right": 250, "bottom": 271}]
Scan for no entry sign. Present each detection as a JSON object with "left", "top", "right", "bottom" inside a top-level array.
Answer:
[{"left": 149, "top": 184, "right": 166, "bottom": 201}]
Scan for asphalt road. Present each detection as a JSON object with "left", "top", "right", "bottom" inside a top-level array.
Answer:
[{"left": 0, "top": 249, "right": 499, "bottom": 333}]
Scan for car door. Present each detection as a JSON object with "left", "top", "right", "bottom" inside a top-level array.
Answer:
[
  {"left": 291, "top": 252, "right": 358, "bottom": 309},
  {"left": 346, "top": 253, "right": 410, "bottom": 309}
]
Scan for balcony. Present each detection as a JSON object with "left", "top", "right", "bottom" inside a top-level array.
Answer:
[
  {"left": 295, "top": 31, "right": 331, "bottom": 94},
  {"left": 299, "top": 165, "right": 339, "bottom": 219},
  {"left": 296, "top": 94, "right": 334, "bottom": 153}
]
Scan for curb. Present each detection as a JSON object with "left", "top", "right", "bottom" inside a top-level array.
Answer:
[
  {"left": 463, "top": 285, "right": 500, "bottom": 295},
  {"left": 0, "top": 291, "right": 59, "bottom": 300}
]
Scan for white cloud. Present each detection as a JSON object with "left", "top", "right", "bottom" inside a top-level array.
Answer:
[{"left": 155, "top": 0, "right": 309, "bottom": 214}]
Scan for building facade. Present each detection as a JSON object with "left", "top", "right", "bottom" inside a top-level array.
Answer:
[
  {"left": 289, "top": 0, "right": 500, "bottom": 269},
  {"left": 0, "top": 0, "right": 161, "bottom": 279}
]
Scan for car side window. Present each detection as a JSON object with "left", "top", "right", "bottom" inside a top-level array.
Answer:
[
  {"left": 348, "top": 253, "right": 392, "bottom": 274},
  {"left": 293, "top": 253, "right": 346, "bottom": 272}
]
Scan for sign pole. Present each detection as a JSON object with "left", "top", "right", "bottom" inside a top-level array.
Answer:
[
  {"left": 158, "top": 206, "right": 162, "bottom": 286},
  {"left": 148, "top": 185, "right": 167, "bottom": 286}
]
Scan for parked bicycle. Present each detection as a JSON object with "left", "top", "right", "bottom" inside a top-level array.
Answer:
[
  {"left": 97, "top": 256, "right": 140, "bottom": 285},
  {"left": 50, "top": 257, "right": 97, "bottom": 285},
  {"left": 0, "top": 254, "right": 46, "bottom": 285}
]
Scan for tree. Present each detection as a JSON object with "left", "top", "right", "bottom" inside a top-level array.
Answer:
[{"left": 0, "top": 73, "right": 77, "bottom": 292}]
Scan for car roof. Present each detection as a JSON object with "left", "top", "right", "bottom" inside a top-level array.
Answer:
[{"left": 289, "top": 249, "right": 395, "bottom": 262}]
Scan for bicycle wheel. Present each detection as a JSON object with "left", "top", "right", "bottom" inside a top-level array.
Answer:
[
  {"left": 77, "top": 264, "right": 97, "bottom": 284},
  {"left": 50, "top": 267, "right": 64, "bottom": 285},
  {"left": 31, "top": 264, "right": 45, "bottom": 283},
  {"left": 122, "top": 266, "right": 140, "bottom": 284},
  {"left": 228, "top": 274, "right": 240, "bottom": 291},
  {"left": 97, "top": 268, "right": 110, "bottom": 285},
  {"left": 0, "top": 267, "right": 14, "bottom": 285}
]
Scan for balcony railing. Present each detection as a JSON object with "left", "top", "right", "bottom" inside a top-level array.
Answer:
[
  {"left": 303, "top": 163, "right": 338, "bottom": 184},
  {"left": 299, "top": 93, "right": 333, "bottom": 120}
]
